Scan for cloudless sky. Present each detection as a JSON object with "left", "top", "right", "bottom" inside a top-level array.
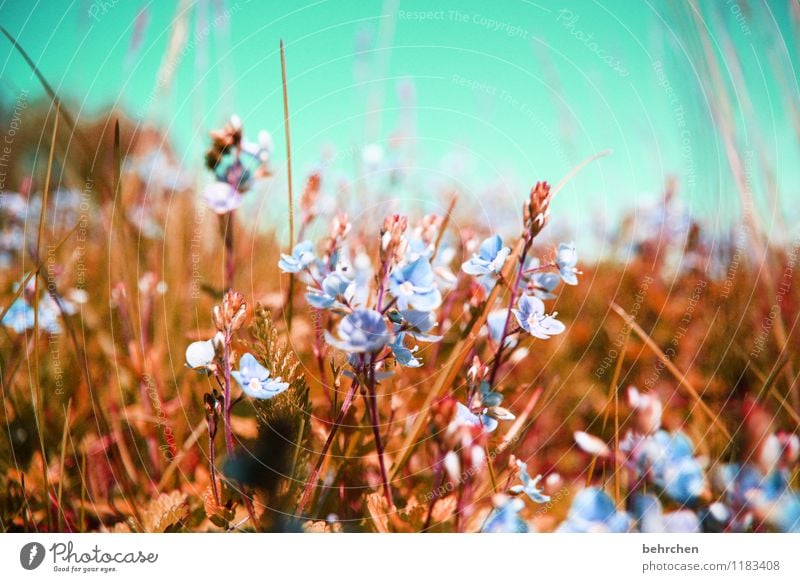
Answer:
[{"left": 1, "top": 0, "right": 797, "bottom": 241}]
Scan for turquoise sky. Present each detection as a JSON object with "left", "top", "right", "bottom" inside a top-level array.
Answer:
[{"left": 1, "top": 0, "right": 797, "bottom": 240}]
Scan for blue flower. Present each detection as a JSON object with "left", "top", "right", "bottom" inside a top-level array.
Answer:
[
  {"left": 640, "top": 431, "right": 705, "bottom": 504},
  {"left": 487, "top": 309, "right": 517, "bottom": 348},
  {"left": 453, "top": 402, "right": 498, "bottom": 433},
  {"left": 2, "top": 298, "right": 34, "bottom": 333},
  {"left": 526, "top": 257, "right": 561, "bottom": 299},
  {"left": 512, "top": 294, "right": 565, "bottom": 340},
  {"left": 324, "top": 309, "right": 392, "bottom": 354},
  {"left": 631, "top": 494, "right": 699, "bottom": 533},
  {"left": 203, "top": 182, "right": 243, "bottom": 214},
  {"left": 394, "top": 309, "right": 442, "bottom": 342},
  {"left": 2, "top": 296, "right": 65, "bottom": 335},
  {"left": 462, "top": 234, "right": 510, "bottom": 277},
  {"left": 231, "top": 353, "right": 289, "bottom": 399},
  {"left": 483, "top": 496, "right": 529, "bottom": 533},
  {"left": 556, "top": 488, "right": 631, "bottom": 533},
  {"left": 451, "top": 402, "right": 516, "bottom": 433},
  {"left": 388, "top": 257, "right": 442, "bottom": 311},
  {"left": 555, "top": 242, "right": 579, "bottom": 285},
  {"left": 510, "top": 460, "right": 550, "bottom": 504},
  {"left": 185, "top": 338, "right": 217, "bottom": 371},
  {"left": 279, "top": 240, "right": 317, "bottom": 273},
  {"left": 718, "top": 464, "right": 800, "bottom": 532},
  {"left": 306, "top": 272, "right": 352, "bottom": 309},
  {"left": 389, "top": 333, "right": 422, "bottom": 368}
]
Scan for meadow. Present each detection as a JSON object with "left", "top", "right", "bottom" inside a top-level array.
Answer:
[{"left": 1, "top": 15, "right": 799, "bottom": 534}]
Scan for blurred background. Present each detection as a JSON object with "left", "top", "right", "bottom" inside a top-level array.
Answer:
[{"left": 1, "top": 0, "right": 797, "bottom": 248}]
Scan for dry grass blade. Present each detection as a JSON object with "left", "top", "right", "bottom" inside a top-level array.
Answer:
[{"left": 609, "top": 302, "right": 731, "bottom": 441}]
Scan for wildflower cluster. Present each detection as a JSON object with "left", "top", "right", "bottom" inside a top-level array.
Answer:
[
  {"left": 563, "top": 387, "right": 800, "bottom": 533},
  {"left": 202, "top": 115, "right": 272, "bottom": 214}
]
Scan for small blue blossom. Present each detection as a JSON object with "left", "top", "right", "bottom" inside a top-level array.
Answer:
[
  {"left": 185, "top": 338, "right": 217, "bottom": 371},
  {"left": 556, "top": 488, "right": 632, "bottom": 533},
  {"left": 555, "top": 242, "right": 579, "bottom": 285},
  {"left": 483, "top": 496, "right": 529, "bottom": 533},
  {"left": 486, "top": 309, "right": 517, "bottom": 348},
  {"left": 2, "top": 295, "right": 66, "bottom": 335},
  {"left": 512, "top": 294, "right": 566, "bottom": 340},
  {"left": 2, "top": 298, "right": 34, "bottom": 333},
  {"left": 453, "top": 402, "right": 498, "bottom": 433},
  {"left": 279, "top": 240, "right": 317, "bottom": 273},
  {"left": 324, "top": 309, "right": 392, "bottom": 354},
  {"left": 389, "top": 333, "right": 422, "bottom": 368},
  {"left": 133, "top": 150, "right": 192, "bottom": 192},
  {"left": 231, "top": 353, "right": 289, "bottom": 399},
  {"left": 394, "top": 309, "right": 442, "bottom": 342},
  {"left": 203, "top": 182, "right": 243, "bottom": 214},
  {"left": 639, "top": 431, "right": 706, "bottom": 504},
  {"left": 306, "top": 271, "right": 352, "bottom": 309},
  {"left": 388, "top": 257, "right": 442, "bottom": 311},
  {"left": 631, "top": 494, "right": 700, "bottom": 533},
  {"left": 718, "top": 464, "right": 800, "bottom": 532},
  {"left": 510, "top": 460, "right": 551, "bottom": 504},
  {"left": 526, "top": 257, "right": 561, "bottom": 299},
  {"left": 462, "top": 234, "right": 510, "bottom": 277}
]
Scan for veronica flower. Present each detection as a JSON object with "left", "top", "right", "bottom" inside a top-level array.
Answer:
[
  {"left": 278, "top": 240, "right": 317, "bottom": 273},
  {"left": 556, "top": 488, "right": 631, "bottom": 533},
  {"left": 632, "top": 430, "right": 706, "bottom": 504},
  {"left": 512, "top": 294, "right": 565, "bottom": 340},
  {"left": 487, "top": 309, "right": 516, "bottom": 348},
  {"left": 231, "top": 353, "right": 289, "bottom": 400},
  {"left": 324, "top": 309, "right": 392, "bottom": 354},
  {"left": 718, "top": 464, "right": 800, "bottom": 532},
  {"left": 2, "top": 298, "right": 35, "bottom": 333},
  {"left": 555, "top": 242, "right": 579, "bottom": 285},
  {"left": 462, "top": 234, "right": 510, "bottom": 277},
  {"left": 241, "top": 130, "right": 274, "bottom": 165},
  {"left": 526, "top": 257, "right": 561, "bottom": 299},
  {"left": 306, "top": 271, "right": 352, "bottom": 310},
  {"left": 388, "top": 257, "right": 442, "bottom": 311},
  {"left": 510, "top": 460, "right": 551, "bottom": 504},
  {"left": 452, "top": 402, "right": 514, "bottom": 434},
  {"left": 203, "top": 182, "right": 243, "bottom": 214},
  {"left": 631, "top": 494, "right": 700, "bottom": 533},
  {"left": 393, "top": 309, "right": 442, "bottom": 342},
  {"left": 185, "top": 338, "right": 217, "bottom": 371},
  {"left": 389, "top": 333, "right": 422, "bottom": 368},
  {"left": 2, "top": 295, "right": 68, "bottom": 335},
  {"left": 483, "top": 495, "right": 529, "bottom": 533},
  {"left": 134, "top": 150, "right": 192, "bottom": 192}
]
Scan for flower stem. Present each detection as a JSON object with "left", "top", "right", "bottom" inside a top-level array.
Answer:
[
  {"left": 296, "top": 377, "right": 360, "bottom": 516},
  {"left": 488, "top": 234, "right": 533, "bottom": 387},
  {"left": 222, "top": 338, "right": 235, "bottom": 456},
  {"left": 366, "top": 357, "right": 393, "bottom": 507}
]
